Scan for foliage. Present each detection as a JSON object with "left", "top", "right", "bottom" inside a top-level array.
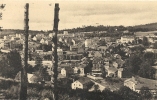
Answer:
[
  {"left": 143, "top": 52, "right": 155, "bottom": 66},
  {"left": 153, "top": 41, "right": 157, "bottom": 49},
  {"left": 101, "top": 66, "right": 106, "bottom": 78},
  {"left": 138, "top": 61, "right": 155, "bottom": 79},
  {"left": 40, "top": 89, "right": 54, "bottom": 100},
  {"left": 93, "top": 84, "right": 100, "bottom": 91},
  {"left": 126, "top": 54, "right": 142, "bottom": 74},
  {"left": 142, "top": 37, "right": 150, "bottom": 47},
  {"left": 130, "top": 45, "right": 145, "bottom": 54},
  {"left": 5, "top": 84, "right": 20, "bottom": 99},
  {"left": 27, "top": 88, "right": 40, "bottom": 99},
  {"left": 126, "top": 49, "right": 156, "bottom": 79},
  {"left": 116, "top": 86, "right": 142, "bottom": 100},
  {"left": 140, "top": 87, "right": 152, "bottom": 100},
  {"left": 0, "top": 80, "right": 18, "bottom": 90},
  {"left": 27, "top": 64, "right": 34, "bottom": 73},
  {"left": 84, "top": 60, "right": 93, "bottom": 74},
  {"left": 0, "top": 50, "right": 22, "bottom": 78},
  {"left": 42, "top": 44, "right": 52, "bottom": 52}
]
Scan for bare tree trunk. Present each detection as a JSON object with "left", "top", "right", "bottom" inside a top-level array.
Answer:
[
  {"left": 20, "top": 3, "right": 29, "bottom": 100},
  {"left": 52, "top": 3, "right": 60, "bottom": 100}
]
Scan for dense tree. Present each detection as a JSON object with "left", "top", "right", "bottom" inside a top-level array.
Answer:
[
  {"left": 42, "top": 44, "right": 52, "bottom": 52},
  {"left": 34, "top": 56, "right": 42, "bottom": 71},
  {"left": 126, "top": 54, "right": 142, "bottom": 74},
  {"left": 27, "top": 64, "right": 34, "bottom": 73},
  {"left": 140, "top": 87, "right": 152, "bottom": 100},
  {"left": 143, "top": 52, "right": 155, "bottom": 65},
  {"left": 0, "top": 50, "right": 22, "bottom": 78},
  {"left": 116, "top": 86, "right": 142, "bottom": 100},
  {"left": 101, "top": 66, "right": 106, "bottom": 78},
  {"left": 153, "top": 42, "right": 157, "bottom": 49},
  {"left": 138, "top": 62, "right": 155, "bottom": 79},
  {"left": 142, "top": 37, "right": 149, "bottom": 47},
  {"left": 84, "top": 60, "right": 93, "bottom": 74},
  {"left": 130, "top": 45, "right": 145, "bottom": 54}
]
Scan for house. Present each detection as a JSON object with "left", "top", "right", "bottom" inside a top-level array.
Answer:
[
  {"left": 77, "top": 48, "right": 84, "bottom": 54},
  {"left": 73, "top": 67, "right": 79, "bottom": 74},
  {"left": 124, "top": 76, "right": 157, "bottom": 96},
  {"left": 72, "top": 39, "right": 80, "bottom": 46},
  {"left": 58, "top": 37, "right": 63, "bottom": 42},
  {"left": 71, "top": 77, "right": 93, "bottom": 90},
  {"left": 79, "top": 64, "right": 86, "bottom": 76},
  {"left": 0, "top": 40, "right": 4, "bottom": 48},
  {"left": 107, "top": 67, "right": 118, "bottom": 77},
  {"left": 45, "top": 40, "right": 52, "bottom": 45},
  {"left": 40, "top": 38, "right": 45, "bottom": 44},
  {"left": 49, "top": 33, "right": 55, "bottom": 38},
  {"left": 92, "top": 57, "right": 104, "bottom": 72},
  {"left": 112, "top": 62, "right": 118, "bottom": 68},
  {"left": 152, "top": 66, "right": 157, "bottom": 79},
  {"left": 70, "top": 45, "right": 78, "bottom": 51},
  {"left": 85, "top": 39, "right": 92, "bottom": 48},
  {"left": 63, "top": 31, "right": 68, "bottom": 35},
  {"left": 15, "top": 72, "right": 37, "bottom": 83},
  {"left": 97, "top": 46, "right": 107, "bottom": 52},
  {"left": 32, "top": 36, "right": 37, "bottom": 41},
  {"left": 3, "top": 35, "right": 10, "bottom": 40},
  {"left": 113, "top": 54, "right": 121, "bottom": 59},
  {"left": 61, "top": 67, "right": 74, "bottom": 77},
  {"left": 121, "top": 36, "right": 134, "bottom": 43},
  {"left": 11, "top": 37, "right": 20, "bottom": 41},
  {"left": 94, "top": 51, "right": 102, "bottom": 57}
]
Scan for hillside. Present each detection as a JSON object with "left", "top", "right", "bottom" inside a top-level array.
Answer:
[
  {"left": 0, "top": 29, "right": 47, "bottom": 36},
  {"left": 133, "top": 22, "right": 157, "bottom": 30}
]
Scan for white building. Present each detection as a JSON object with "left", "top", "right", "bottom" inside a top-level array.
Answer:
[
  {"left": 61, "top": 67, "right": 73, "bottom": 77},
  {"left": 121, "top": 36, "right": 134, "bottom": 43},
  {"left": 63, "top": 31, "right": 68, "bottom": 35},
  {"left": 0, "top": 40, "right": 4, "bottom": 48},
  {"left": 32, "top": 36, "right": 37, "bottom": 41},
  {"left": 124, "top": 76, "right": 157, "bottom": 95},
  {"left": 71, "top": 77, "right": 92, "bottom": 90},
  {"left": 85, "top": 39, "right": 92, "bottom": 48},
  {"left": 40, "top": 38, "right": 45, "bottom": 44},
  {"left": 49, "top": 33, "right": 55, "bottom": 38}
]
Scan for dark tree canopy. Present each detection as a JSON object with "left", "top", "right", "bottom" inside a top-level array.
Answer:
[
  {"left": 0, "top": 50, "right": 22, "bottom": 78},
  {"left": 140, "top": 87, "right": 152, "bottom": 100}
]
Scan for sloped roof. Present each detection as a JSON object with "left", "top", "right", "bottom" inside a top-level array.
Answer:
[
  {"left": 78, "top": 77, "right": 91, "bottom": 85},
  {"left": 134, "top": 77, "right": 157, "bottom": 90},
  {"left": 108, "top": 67, "right": 118, "bottom": 73}
]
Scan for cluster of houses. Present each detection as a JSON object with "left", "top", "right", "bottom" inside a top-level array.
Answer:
[{"left": 1, "top": 30, "right": 157, "bottom": 97}]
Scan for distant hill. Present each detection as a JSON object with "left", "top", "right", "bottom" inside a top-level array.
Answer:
[
  {"left": 133, "top": 22, "right": 157, "bottom": 30},
  {"left": 0, "top": 29, "right": 47, "bottom": 36}
]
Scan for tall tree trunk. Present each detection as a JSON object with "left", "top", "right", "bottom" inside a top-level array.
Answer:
[
  {"left": 52, "top": 3, "right": 60, "bottom": 100},
  {"left": 20, "top": 3, "right": 29, "bottom": 100}
]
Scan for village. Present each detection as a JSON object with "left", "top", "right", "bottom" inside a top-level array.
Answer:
[{"left": 0, "top": 28, "right": 157, "bottom": 99}]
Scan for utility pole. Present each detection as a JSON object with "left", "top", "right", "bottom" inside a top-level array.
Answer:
[
  {"left": 52, "top": 3, "right": 60, "bottom": 100},
  {"left": 20, "top": 3, "right": 29, "bottom": 100},
  {"left": 0, "top": 4, "right": 5, "bottom": 38}
]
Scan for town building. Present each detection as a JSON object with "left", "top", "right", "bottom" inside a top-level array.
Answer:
[
  {"left": 71, "top": 77, "right": 93, "bottom": 90},
  {"left": 121, "top": 36, "right": 134, "bottom": 43},
  {"left": 124, "top": 76, "right": 157, "bottom": 96}
]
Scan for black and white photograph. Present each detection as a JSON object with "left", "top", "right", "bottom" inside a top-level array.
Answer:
[{"left": 0, "top": 1, "right": 157, "bottom": 100}]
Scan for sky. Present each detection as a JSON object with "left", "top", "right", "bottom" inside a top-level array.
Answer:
[{"left": 0, "top": 1, "right": 157, "bottom": 30}]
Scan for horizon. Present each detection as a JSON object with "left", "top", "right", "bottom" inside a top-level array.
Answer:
[
  {"left": 1, "top": 1, "right": 157, "bottom": 30},
  {"left": 1, "top": 22, "right": 157, "bottom": 31}
]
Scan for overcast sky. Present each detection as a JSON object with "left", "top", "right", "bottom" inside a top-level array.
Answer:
[{"left": 0, "top": 1, "right": 157, "bottom": 30}]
